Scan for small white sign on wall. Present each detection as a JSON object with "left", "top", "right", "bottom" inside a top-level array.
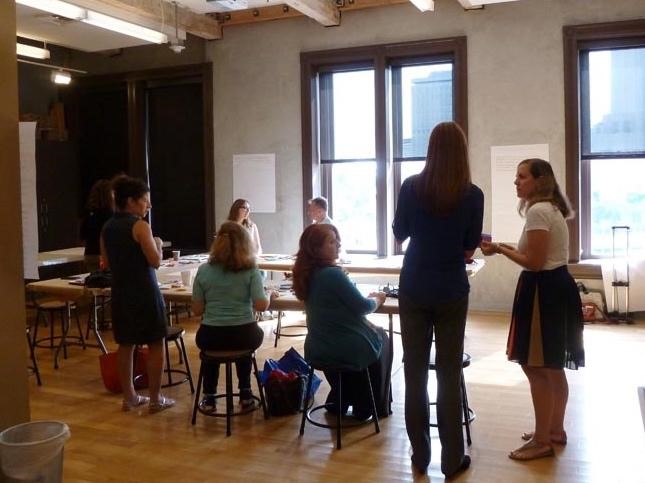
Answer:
[
  {"left": 233, "top": 153, "right": 276, "bottom": 213},
  {"left": 491, "top": 144, "right": 549, "bottom": 243}
]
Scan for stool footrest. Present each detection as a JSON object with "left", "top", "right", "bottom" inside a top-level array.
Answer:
[
  {"left": 197, "top": 394, "right": 261, "bottom": 418},
  {"left": 305, "top": 403, "right": 374, "bottom": 429}
]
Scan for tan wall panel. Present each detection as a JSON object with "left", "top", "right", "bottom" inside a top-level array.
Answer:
[{"left": 0, "top": 1, "right": 30, "bottom": 430}]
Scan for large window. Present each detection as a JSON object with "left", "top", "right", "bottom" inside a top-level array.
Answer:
[
  {"left": 564, "top": 21, "right": 645, "bottom": 260},
  {"left": 301, "top": 38, "right": 467, "bottom": 255}
]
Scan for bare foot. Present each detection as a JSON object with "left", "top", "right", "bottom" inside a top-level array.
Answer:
[
  {"left": 521, "top": 430, "right": 567, "bottom": 445},
  {"left": 509, "top": 440, "right": 554, "bottom": 461}
]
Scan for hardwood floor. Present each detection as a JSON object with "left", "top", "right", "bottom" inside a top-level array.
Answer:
[{"left": 28, "top": 311, "right": 645, "bottom": 482}]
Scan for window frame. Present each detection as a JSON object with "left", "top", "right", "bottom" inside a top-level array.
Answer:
[
  {"left": 564, "top": 20, "right": 645, "bottom": 261},
  {"left": 301, "top": 37, "right": 467, "bottom": 256}
]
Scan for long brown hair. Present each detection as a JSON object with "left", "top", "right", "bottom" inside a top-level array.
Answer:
[
  {"left": 209, "top": 221, "right": 256, "bottom": 271},
  {"left": 414, "top": 121, "right": 471, "bottom": 216},
  {"left": 292, "top": 224, "right": 340, "bottom": 301},
  {"left": 227, "top": 199, "right": 252, "bottom": 228},
  {"left": 517, "top": 158, "right": 574, "bottom": 219}
]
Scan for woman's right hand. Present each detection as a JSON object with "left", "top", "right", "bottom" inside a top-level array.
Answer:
[{"left": 368, "top": 291, "right": 386, "bottom": 307}]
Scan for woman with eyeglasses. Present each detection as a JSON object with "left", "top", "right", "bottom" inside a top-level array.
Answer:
[{"left": 228, "top": 199, "right": 262, "bottom": 255}]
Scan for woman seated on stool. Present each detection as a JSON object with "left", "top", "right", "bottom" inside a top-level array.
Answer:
[
  {"left": 191, "top": 221, "right": 277, "bottom": 409},
  {"left": 292, "top": 223, "right": 392, "bottom": 419}
]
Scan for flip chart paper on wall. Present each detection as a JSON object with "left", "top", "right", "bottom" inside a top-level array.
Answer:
[
  {"left": 491, "top": 144, "right": 549, "bottom": 243},
  {"left": 19, "top": 122, "right": 39, "bottom": 280},
  {"left": 233, "top": 153, "right": 276, "bottom": 213}
]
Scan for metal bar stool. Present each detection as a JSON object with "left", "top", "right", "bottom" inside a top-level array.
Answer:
[
  {"left": 85, "top": 292, "right": 110, "bottom": 353},
  {"left": 273, "top": 312, "right": 308, "bottom": 347},
  {"left": 191, "top": 349, "right": 268, "bottom": 436},
  {"left": 32, "top": 299, "right": 85, "bottom": 369},
  {"left": 299, "top": 364, "right": 380, "bottom": 449},
  {"left": 163, "top": 326, "right": 194, "bottom": 393},
  {"left": 26, "top": 326, "right": 42, "bottom": 386},
  {"left": 428, "top": 350, "right": 475, "bottom": 446}
]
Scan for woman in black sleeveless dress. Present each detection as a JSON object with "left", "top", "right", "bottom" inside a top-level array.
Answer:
[{"left": 101, "top": 176, "right": 174, "bottom": 413}]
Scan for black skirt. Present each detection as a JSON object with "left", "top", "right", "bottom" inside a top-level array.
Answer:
[{"left": 507, "top": 265, "right": 585, "bottom": 370}]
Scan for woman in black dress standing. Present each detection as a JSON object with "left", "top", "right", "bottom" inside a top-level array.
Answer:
[{"left": 101, "top": 176, "right": 174, "bottom": 413}]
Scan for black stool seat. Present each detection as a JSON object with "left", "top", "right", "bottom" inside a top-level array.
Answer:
[
  {"left": 32, "top": 299, "right": 85, "bottom": 369},
  {"left": 428, "top": 350, "right": 475, "bottom": 446},
  {"left": 299, "top": 363, "right": 380, "bottom": 449},
  {"left": 162, "top": 326, "right": 194, "bottom": 393},
  {"left": 192, "top": 349, "right": 268, "bottom": 436}
]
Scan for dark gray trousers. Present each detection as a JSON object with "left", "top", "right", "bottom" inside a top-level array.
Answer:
[{"left": 399, "top": 294, "right": 468, "bottom": 475}]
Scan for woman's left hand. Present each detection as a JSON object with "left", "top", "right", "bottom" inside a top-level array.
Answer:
[{"left": 480, "top": 240, "right": 499, "bottom": 256}]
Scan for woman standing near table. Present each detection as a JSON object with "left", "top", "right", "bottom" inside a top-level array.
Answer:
[
  {"left": 101, "top": 175, "right": 174, "bottom": 413},
  {"left": 228, "top": 199, "right": 262, "bottom": 255},
  {"left": 392, "top": 121, "right": 483, "bottom": 478},
  {"left": 191, "top": 221, "right": 274, "bottom": 409},
  {"left": 481, "top": 158, "right": 584, "bottom": 460},
  {"left": 292, "top": 223, "right": 392, "bottom": 419}
]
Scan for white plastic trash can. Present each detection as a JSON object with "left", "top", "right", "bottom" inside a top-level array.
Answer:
[{"left": 0, "top": 421, "right": 70, "bottom": 483}]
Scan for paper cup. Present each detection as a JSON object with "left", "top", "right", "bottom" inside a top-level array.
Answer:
[
  {"left": 180, "top": 271, "right": 191, "bottom": 286},
  {"left": 172, "top": 250, "right": 180, "bottom": 261}
]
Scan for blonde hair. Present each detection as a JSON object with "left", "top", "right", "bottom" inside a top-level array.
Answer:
[
  {"left": 517, "top": 158, "right": 574, "bottom": 219},
  {"left": 209, "top": 221, "right": 256, "bottom": 271}
]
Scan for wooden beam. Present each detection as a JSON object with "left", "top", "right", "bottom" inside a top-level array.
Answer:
[
  {"left": 63, "top": 0, "right": 222, "bottom": 40},
  {"left": 284, "top": 0, "right": 339, "bottom": 26},
  {"left": 215, "top": 0, "right": 408, "bottom": 28}
]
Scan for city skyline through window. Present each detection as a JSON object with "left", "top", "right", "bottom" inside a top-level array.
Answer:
[{"left": 584, "top": 46, "right": 645, "bottom": 257}]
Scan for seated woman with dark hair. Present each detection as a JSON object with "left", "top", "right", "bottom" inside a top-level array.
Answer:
[
  {"left": 292, "top": 223, "right": 392, "bottom": 419},
  {"left": 81, "top": 179, "right": 114, "bottom": 271},
  {"left": 191, "top": 221, "right": 277, "bottom": 409}
]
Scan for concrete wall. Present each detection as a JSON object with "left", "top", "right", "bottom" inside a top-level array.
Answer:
[
  {"left": 207, "top": 0, "right": 645, "bottom": 311},
  {"left": 0, "top": 1, "right": 31, "bottom": 431}
]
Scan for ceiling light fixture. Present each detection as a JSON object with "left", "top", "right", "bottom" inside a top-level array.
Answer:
[
  {"left": 409, "top": 0, "right": 434, "bottom": 13},
  {"left": 17, "top": 0, "right": 168, "bottom": 44},
  {"left": 169, "top": 2, "right": 185, "bottom": 54},
  {"left": 16, "top": 0, "right": 85, "bottom": 19},
  {"left": 16, "top": 58, "right": 85, "bottom": 85},
  {"left": 457, "top": 0, "right": 518, "bottom": 8},
  {"left": 82, "top": 11, "right": 168, "bottom": 44},
  {"left": 17, "top": 42, "right": 51, "bottom": 60},
  {"left": 51, "top": 70, "right": 72, "bottom": 85}
]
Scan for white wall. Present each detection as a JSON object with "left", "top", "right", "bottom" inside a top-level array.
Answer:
[{"left": 206, "top": 0, "right": 645, "bottom": 311}]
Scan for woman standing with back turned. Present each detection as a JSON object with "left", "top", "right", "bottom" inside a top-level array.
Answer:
[
  {"left": 393, "top": 122, "right": 483, "bottom": 478},
  {"left": 481, "top": 158, "right": 584, "bottom": 461}
]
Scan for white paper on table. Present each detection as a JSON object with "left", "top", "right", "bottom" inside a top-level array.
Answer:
[
  {"left": 19, "top": 122, "right": 39, "bottom": 280},
  {"left": 233, "top": 153, "right": 276, "bottom": 213},
  {"left": 491, "top": 144, "right": 549, "bottom": 243}
]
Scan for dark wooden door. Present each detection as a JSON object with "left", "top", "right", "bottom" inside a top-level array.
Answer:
[
  {"left": 146, "top": 81, "right": 206, "bottom": 252},
  {"left": 77, "top": 84, "right": 129, "bottom": 202},
  {"left": 36, "top": 140, "right": 81, "bottom": 250}
]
